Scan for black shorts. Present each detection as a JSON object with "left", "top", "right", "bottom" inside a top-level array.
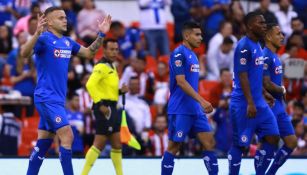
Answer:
[{"left": 93, "top": 100, "right": 121, "bottom": 135}]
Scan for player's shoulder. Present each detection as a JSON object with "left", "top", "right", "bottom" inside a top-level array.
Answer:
[
  {"left": 171, "top": 45, "right": 186, "bottom": 59},
  {"left": 236, "top": 37, "right": 251, "bottom": 49}
]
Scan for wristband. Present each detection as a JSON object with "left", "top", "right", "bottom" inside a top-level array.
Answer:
[
  {"left": 98, "top": 32, "right": 106, "bottom": 37},
  {"left": 281, "top": 86, "right": 286, "bottom": 95}
]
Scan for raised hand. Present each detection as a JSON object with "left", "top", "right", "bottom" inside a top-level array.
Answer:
[
  {"left": 97, "top": 15, "right": 112, "bottom": 34},
  {"left": 36, "top": 13, "right": 47, "bottom": 35}
]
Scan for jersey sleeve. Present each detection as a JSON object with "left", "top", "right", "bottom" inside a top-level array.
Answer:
[
  {"left": 69, "top": 38, "right": 81, "bottom": 55},
  {"left": 235, "top": 44, "right": 251, "bottom": 73},
  {"left": 86, "top": 64, "right": 107, "bottom": 103},
  {"left": 33, "top": 35, "right": 45, "bottom": 54},
  {"left": 263, "top": 55, "right": 272, "bottom": 77},
  {"left": 170, "top": 52, "right": 185, "bottom": 76}
]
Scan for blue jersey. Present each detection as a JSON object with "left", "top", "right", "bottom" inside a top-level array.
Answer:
[
  {"left": 263, "top": 47, "right": 283, "bottom": 100},
  {"left": 33, "top": 31, "right": 81, "bottom": 104},
  {"left": 167, "top": 44, "right": 202, "bottom": 115},
  {"left": 231, "top": 36, "right": 266, "bottom": 107}
]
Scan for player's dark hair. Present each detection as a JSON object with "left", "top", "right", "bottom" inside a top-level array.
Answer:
[
  {"left": 110, "top": 21, "right": 124, "bottom": 30},
  {"left": 102, "top": 38, "right": 118, "bottom": 48},
  {"left": 220, "top": 68, "right": 230, "bottom": 76},
  {"left": 222, "top": 36, "right": 234, "bottom": 45},
  {"left": 44, "top": 6, "right": 63, "bottom": 16},
  {"left": 266, "top": 23, "right": 279, "bottom": 32},
  {"left": 244, "top": 11, "right": 262, "bottom": 26},
  {"left": 182, "top": 21, "right": 201, "bottom": 33}
]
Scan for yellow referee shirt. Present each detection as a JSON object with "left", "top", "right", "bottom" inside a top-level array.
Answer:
[{"left": 86, "top": 60, "right": 119, "bottom": 103}]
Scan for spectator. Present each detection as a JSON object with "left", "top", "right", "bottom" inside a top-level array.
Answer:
[
  {"left": 291, "top": 17, "right": 307, "bottom": 50},
  {"left": 119, "top": 76, "right": 152, "bottom": 137},
  {"left": 0, "top": 0, "right": 20, "bottom": 26},
  {"left": 68, "top": 56, "right": 85, "bottom": 96},
  {"left": 212, "top": 93, "right": 232, "bottom": 157},
  {"left": 290, "top": 101, "right": 305, "bottom": 121},
  {"left": 147, "top": 115, "right": 168, "bottom": 156},
  {"left": 139, "top": 0, "right": 171, "bottom": 58},
  {"left": 274, "top": 0, "right": 298, "bottom": 38},
  {"left": 207, "top": 36, "right": 234, "bottom": 80},
  {"left": 0, "top": 25, "right": 13, "bottom": 58},
  {"left": 27, "top": 15, "right": 38, "bottom": 37},
  {"left": 292, "top": 0, "right": 307, "bottom": 29},
  {"left": 66, "top": 93, "right": 85, "bottom": 155},
  {"left": 13, "top": 3, "right": 40, "bottom": 36},
  {"left": 75, "top": 73, "right": 95, "bottom": 150},
  {"left": 292, "top": 119, "right": 307, "bottom": 155},
  {"left": 109, "top": 21, "right": 142, "bottom": 60},
  {"left": 170, "top": 0, "right": 192, "bottom": 43},
  {"left": 120, "top": 57, "right": 148, "bottom": 97},
  {"left": 254, "top": 0, "right": 278, "bottom": 24},
  {"left": 77, "top": 0, "right": 106, "bottom": 46},
  {"left": 201, "top": 0, "right": 230, "bottom": 43},
  {"left": 153, "top": 60, "right": 169, "bottom": 115},
  {"left": 7, "top": 31, "right": 28, "bottom": 69},
  {"left": 210, "top": 68, "right": 232, "bottom": 107},
  {"left": 226, "top": 0, "right": 245, "bottom": 39},
  {"left": 61, "top": 0, "right": 77, "bottom": 33},
  {"left": 10, "top": 33, "right": 36, "bottom": 118}
]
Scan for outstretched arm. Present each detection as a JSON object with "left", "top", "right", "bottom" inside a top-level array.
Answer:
[
  {"left": 20, "top": 14, "right": 46, "bottom": 57},
  {"left": 77, "top": 15, "right": 112, "bottom": 59}
]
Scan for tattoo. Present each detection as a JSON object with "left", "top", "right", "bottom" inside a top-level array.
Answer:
[{"left": 89, "top": 36, "right": 104, "bottom": 53}]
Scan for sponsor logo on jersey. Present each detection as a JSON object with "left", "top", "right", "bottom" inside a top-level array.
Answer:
[
  {"left": 255, "top": 56, "right": 265, "bottom": 65},
  {"left": 54, "top": 49, "right": 72, "bottom": 58},
  {"left": 190, "top": 64, "right": 200, "bottom": 72}
]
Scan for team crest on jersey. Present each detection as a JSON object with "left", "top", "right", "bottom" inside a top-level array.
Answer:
[
  {"left": 65, "top": 40, "right": 70, "bottom": 47},
  {"left": 190, "top": 64, "right": 200, "bottom": 72},
  {"left": 241, "top": 135, "right": 248, "bottom": 143},
  {"left": 275, "top": 66, "right": 282, "bottom": 74},
  {"left": 175, "top": 60, "right": 182, "bottom": 67},
  {"left": 240, "top": 58, "right": 247, "bottom": 65},
  {"left": 176, "top": 131, "right": 183, "bottom": 138},
  {"left": 55, "top": 116, "right": 62, "bottom": 123}
]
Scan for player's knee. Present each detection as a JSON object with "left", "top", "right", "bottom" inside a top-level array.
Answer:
[
  {"left": 264, "top": 135, "right": 280, "bottom": 145},
  {"left": 202, "top": 138, "right": 216, "bottom": 151},
  {"left": 57, "top": 126, "right": 74, "bottom": 148}
]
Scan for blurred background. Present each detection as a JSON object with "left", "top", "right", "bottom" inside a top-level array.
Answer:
[{"left": 0, "top": 0, "right": 306, "bottom": 159}]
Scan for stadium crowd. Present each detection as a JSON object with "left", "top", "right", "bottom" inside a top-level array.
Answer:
[{"left": 0, "top": 0, "right": 306, "bottom": 158}]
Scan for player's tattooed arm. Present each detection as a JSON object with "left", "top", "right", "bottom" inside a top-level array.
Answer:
[{"left": 77, "top": 15, "right": 112, "bottom": 59}]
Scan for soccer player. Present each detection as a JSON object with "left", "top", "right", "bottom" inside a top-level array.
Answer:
[
  {"left": 263, "top": 23, "right": 297, "bottom": 175},
  {"left": 228, "top": 12, "right": 280, "bottom": 175},
  {"left": 81, "top": 38, "right": 128, "bottom": 175},
  {"left": 161, "top": 21, "right": 218, "bottom": 175},
  {"left": 21, "top": 7, "right": 111, "bottom": 175}
]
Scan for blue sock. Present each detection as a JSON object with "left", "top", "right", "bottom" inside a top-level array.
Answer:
[
  {"left": 26, "top": 138, "right": 53, "bottom": 175},
  {"left": 228, "top": 146, "right": 243, "bottom": 175},
  {"left": 161, "top": 151, "right": 175, "bottom": 175},
  {"left": 266, "top": 145, "right": 293, "bottom": 175},
  {"left": 59, "top": 146, "right": 74, "bottom": 175},
  {"left": 254, "top": 142, "right": 277, "bottom": 175},
  {"left": 202, "top": 151, "right": 218, "bottom": 175}
]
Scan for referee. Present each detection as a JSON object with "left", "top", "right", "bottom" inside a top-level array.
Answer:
[{"left": 81, "top": 38, "right": 128, "bottom": 175}]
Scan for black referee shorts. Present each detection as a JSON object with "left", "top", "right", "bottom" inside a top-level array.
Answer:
[{"left": 92, "top": 100, "right": 121, "bottom": 135}]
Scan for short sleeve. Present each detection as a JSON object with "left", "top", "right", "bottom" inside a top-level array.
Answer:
[
  {"left": 33, "top": 35, "right": 45, "bottom": 54},
  {"left": 235, "top": 45, "right": 251, "bottom": 73},
  {"left": 170, "top": 52, "right": 185, "bottom": 75},
  {"left": 263, "top": 56, "right": 272, "bottom": 77},
  {"left": 69, "top": 38, "right": 81, "bottom": 55}
]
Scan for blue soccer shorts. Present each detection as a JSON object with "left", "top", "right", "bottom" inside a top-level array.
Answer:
[
  {"left": 168, "top": 114, "right": 212, "bottom": 142},
  {"left": 36, "top": 102, "right": 69, "bottom": 133},
  {"left": 271, "top": 100, "right": 295, "bottom": 137},
  {"left": 230, "top": 104, "right": 280, "bottom": 147}
]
